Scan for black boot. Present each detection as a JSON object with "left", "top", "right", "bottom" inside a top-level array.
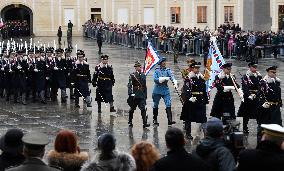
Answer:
[
  {"left": 128, "top": 109, "right": 134, "bottom": 127},
  {"left": 185, "top": 121, "right": 193, "bottom": 139},
  {"left": 141, "top": 110, "right": 150, "bottom": 128},
  {"left": 22, "top": 93, "right": 27, "bottom": 105},
  {"left": 166, "top": 107, "right": 176, "bottom": 125},
  {"left": 75, "top": 96, "right": 80, "bottom": 108},
  {"left": 153, "top": 108, "right": 159, "bottom": 126},
  {"left": 40, "top": 91, "right": 47, "bottom": 104},
  {"left": 97, "top": 102, "right": 102, "bottom": 113},
  {"left": 61, "top": 89, "right": 67, "bottom": 103},
  {"left": 243, "top": 117, "right": 249, "bottom": 134},
  {"left": 110, "top": 102, "right": 116, "bottom": 112}
]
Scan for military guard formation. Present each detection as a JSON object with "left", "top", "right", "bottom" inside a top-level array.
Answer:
[{"left": 0, "top": 41, "right": 282, "bottom": 140}]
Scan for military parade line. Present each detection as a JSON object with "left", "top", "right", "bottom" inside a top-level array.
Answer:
[{"left": 0, "top": 36, "right": 282, "bottom": 142}]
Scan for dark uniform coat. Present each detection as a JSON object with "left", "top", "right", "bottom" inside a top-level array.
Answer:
[
  {"left": 52, "top": 57, "right": 67, "bottom": 89},
  {"left": 257, "top": 75, "right": 282, "bottom": 125},
  {"left": 237, "top": 140, "right": 284, "bottom": 171},
  {"left": 180, "top": 72, "right": 208, "bottom": 123},
  {"left": 6, "top": 158, "right": 61, "bottom": 171},
  {"left": 210, "top": 71, "right": 240, "bottom": 119},
  {"left": 13, "top": 59, "right": 29, "bottom": 92},
  {"left": 92, "top": 63, "right": 115, "bottom": 103},
  {"left": 73, "top": 60, "right": 91, "bottom": 97},
  {"left": 237, "top": 70, "right": 262, "bottom": 119},
  {"left": 127, "top": 71, "right": 147, "bottom": 108},
  {"left": 30, "top": 58, "right": 47, "bottom": 92}
]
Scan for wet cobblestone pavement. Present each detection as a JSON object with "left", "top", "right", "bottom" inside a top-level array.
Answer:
[{"left": 0, "top": 36, "right": 283, "bottom": 158}]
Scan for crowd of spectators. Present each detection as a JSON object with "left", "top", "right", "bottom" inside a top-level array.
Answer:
[
  {"left": 1, "top": 117, "right": 284, "bottom": 171},
  {"left": 83, "top": 19, "right": 284, "bottom": 62},
  {"left": 0, "top": 20, "right": 30, "bottom": 39}
]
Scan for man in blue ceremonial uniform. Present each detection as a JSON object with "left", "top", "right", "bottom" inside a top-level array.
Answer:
[{"left": 152, "top": 57, "right": 178, "bottom": 126}]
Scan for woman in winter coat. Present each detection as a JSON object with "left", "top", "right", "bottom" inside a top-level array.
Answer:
[
  {"left": 81, "top": 133, "right": 136, "bottom": 171},
  {"left": 47, "top": 130, "right": 89, "bottom": 171}
]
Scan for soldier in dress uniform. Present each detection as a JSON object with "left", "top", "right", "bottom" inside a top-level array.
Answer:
[
  {"left": 13, "top": 50, "right": 29, "bottom": 105},
  {"left": 92, "top": 55, "right": 116, "bottom": 113},
  {"left": 257, "top": 66, "right": 282, "bottom": 141},
  {"left": 73, "top": 50, "right": 92, "bottom": 108},
  {"left": 65, "top": 48, "right": 75, "bottom": 100},
  {"left": 181, "top": 58, "right": 196, "bottom": 80},
  {"left": 237, "top": 62, "right": 262, "bottom": 134},
  {"left": 45, "top": 48, "right": 54, "bottom": 100},
  {"left": 127, "top": 61, "right": 150, "bottom": 128},
  {"left": 4, "top": 50, "right": 15, "bottom": 102},
  {"left": 210, "top": 63, "right": 244, "bottom": 124},
  {"left": 180, "top": 62, "right": 208, "bottom": 139},
  {"left": 6, "top": 132, "right": 61, "bottom": 171},
  {"left": 51, "top": 48, "right": 67, "bottom": 103},
  {"left": 31, "top": 49, "right": 47, "bottom": 104},
  {"left": 152, "top": 57, "right": 178, "bottom": 126}
]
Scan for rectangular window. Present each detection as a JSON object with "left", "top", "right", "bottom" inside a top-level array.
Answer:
[
  {"left": 144, "top": 7, "right": 155, "bottom": 25},
  {"left": 197, "top": 6, "right": 207, "bottom": 23},
  {"left": 117, "top": 8, "right": 128, "bottom": 24},
  {"left": 224, "top": 6, "right": 234, "bottom": 22},
  {"left": 91, "top": 8, "right": 101, "bottom": 13},
  {"left": 64, "top": 8, "right": 75, "bottom": 26},
  {"left": 170, "top": 7, "right": 181, "bottom": 23}
]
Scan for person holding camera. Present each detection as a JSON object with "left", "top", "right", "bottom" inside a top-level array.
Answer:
[
  {"left": 180, "top": 62, "right": 208, "bottom": 139},
  {"left": 210, "top": 63, "right": 244, "bottom": 124},
  {"left": 193, "top": 117, "right": 236, "bottom": 171}
]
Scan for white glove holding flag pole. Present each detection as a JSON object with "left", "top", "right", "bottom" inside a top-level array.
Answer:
[
  {"left": 173, "top": 79, "right": 178, "bottom": 89},
  {"left": 189, "top": 97, "right": 197, "bottom": 103},
  {"left": 159, "top": 77, "right": 170, "bottom": 83},
  {"left": 34, "top": 68, "right": 38, "bottom": 72},
  {"left": 238, "top": 88, "right": 244, "bottom": 102},
  {"left": 223, "top": 86, "right": 235, "bottom": 92},
  {"left": 262, "top": 102, "right": 270, "bottom": 109}
]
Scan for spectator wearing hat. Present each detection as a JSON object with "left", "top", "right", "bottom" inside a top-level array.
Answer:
[
  {"left": 6, "top": 132, "right": 61, "bottom": 171},
  {"left": 51, "top": 48, "right": 68, "bottom": 103},
  {"left": 0, "top": 129, "right": 25, "bottom": 171},
  {"left": 210, "top": 63, "right": 244, "bottom": 124},
  {"left": 237, "top": 62, "right": 262, "bottom": 134},
  {"left": 47, "top": 130, "right": 89, "bottom": 171},
  {"left": 237, "top": 124, "right": 284, "bottom": 171},
  {"left": 81, "top": 133, "right": 136, "bottom": 171},
  {"left": 257, "top": 66, "right": 282, "bottom": 142},
  {"left": 150, "top": 127, "right": 208, "bottom": 171},
  {"left": 73, "top": 50, "right": 92, "bottom": 108},
  {"left": 152, "top": 57, "right": 178, "bottom": 126},
  {"left": 131, "top": 141, "right": 160, "bottom": 171},
  {"left": 180, "top": 62, "right": 208, "bottom": 139},
  {"left": 193, "top": 117, "right": 236, "bottom": 171},
  {"left": 127, "top": 61, "right": 150, "bottom": 128},
  {"left": 92, "top": 55, "right": 116, "bottom": 113}
]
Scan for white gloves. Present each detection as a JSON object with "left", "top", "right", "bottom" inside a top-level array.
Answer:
[
  {"left": 223, "top": 86, "right": 235, "bottom": 92},
  {"left": 34, "top": 69, "right": 38, "bottom": 72},
  {"left": 1, "top": 68, "right": 4, "bottom": 71},
  {"left": 189, "top": 97, "right": 197, "bottom": 103},
  {"left": 54, "top": 67, "right": 58, "bottom": 70},
  {"left": 238, "top": 88, "right": 244, "bottom": 102},
  {"left": 131, "top": 94, "right": 135, "bottom": 96},
  {"left": 248, "top": 94, "right": 256, "bottom": 100},
  {"left": 158, "top": 77, "right": 170, "bottom": 83},
  {"left": 17, "top": 66, "right": 22, "bottom": 69},
  {"left": 46, "top": 77, "right": 49, "bottom": 80},
  {"left": 262, "top": 102, "right": 270, "bottom": 109},
  {"left": 173, "top": 79, "right": 178, "bottom": 89}
]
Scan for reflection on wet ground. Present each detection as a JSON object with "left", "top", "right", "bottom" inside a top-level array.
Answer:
[{"left": 0, "top": 36, "right": 283, "bottom": 157}]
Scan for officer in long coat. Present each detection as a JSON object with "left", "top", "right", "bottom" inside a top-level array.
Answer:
[
  {"left": 257, "top": 66, "right": 282, "bottom": 141},
  {"left": 237, "top": 62, "right": 262, "bottom": 134},
  {"left": 127, "top": 61, "right": 150, "bottom": 128},
  {"left": 97, "top": 27, "right": 103, "bottom": 55},
  {"left": 65, "top": 48, "right": 75, "bottom": 99},
  {"left": 210, "top": 63, "right": 244, "bottom": 124},
  {"left": 92, "top": 55, "right": 116, "bottom": 113},
  {"left": 51, "top": 49, "right": 67, "bottom": 103},
  {"left": 180, "top": 62, "right": 208, "bottom": 139},
  {"left": 73, "top": 50, "right": 92, "bottom": 108},
  {"left": 152, "top": 57, "right": 178, "bottom": 126}
]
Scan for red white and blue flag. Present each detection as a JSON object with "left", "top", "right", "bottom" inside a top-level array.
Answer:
[
  {"left": 143, "top": 42, "right": 161, "bottom": 76},
  {"left": 205, "top": 37, "right": 226, "bottom": 94}
]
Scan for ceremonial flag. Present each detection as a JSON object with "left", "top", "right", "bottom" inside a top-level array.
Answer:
[
  {"left": 143, "top": 42, "right": 161, "bottom": 76},
  {"left": 205, "top": 37, "right": 226, "bottom": 94}
]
